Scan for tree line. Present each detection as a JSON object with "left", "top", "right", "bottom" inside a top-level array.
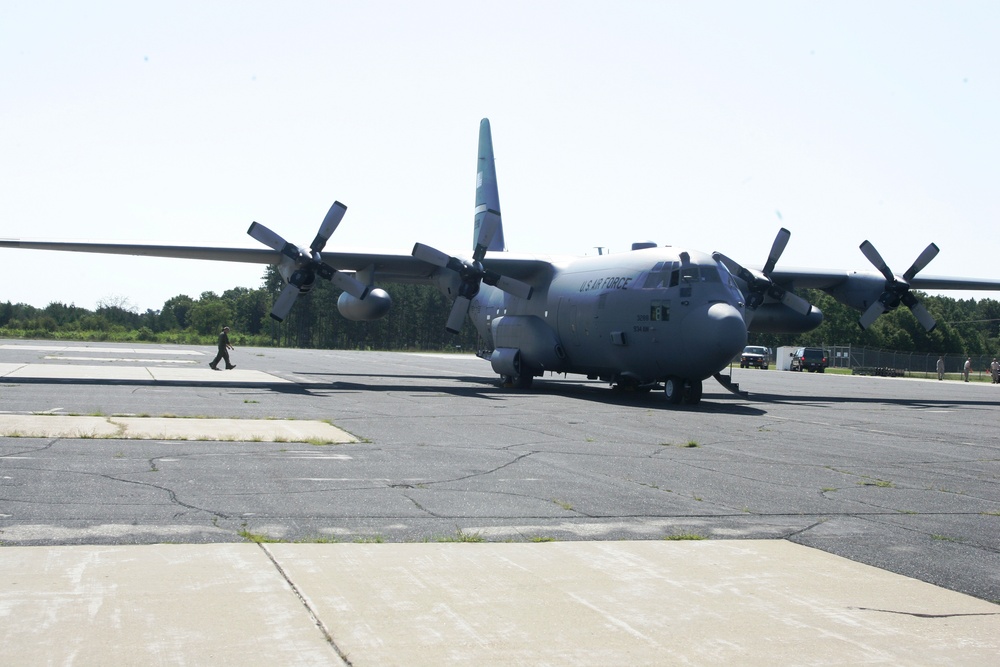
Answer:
[
  {"left": 1, "top": 266, "right": 998, "bottom": 357},
  {"left": 0, "top": 266, "right": 480, "bottom": 351}
]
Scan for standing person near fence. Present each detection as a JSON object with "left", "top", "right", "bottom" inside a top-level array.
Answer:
[
  {"left": 937, "top": 356, "right": 945, "bottom": 381},
  {"left": 991, "top": 358, "right": 999, "bottom": 384},
  {"left": 963, "top": 357, "right": 972, "bottom": 382}
]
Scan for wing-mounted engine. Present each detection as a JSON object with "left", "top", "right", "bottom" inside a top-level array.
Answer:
[
  {"left": 746, "top": 303, "right": 824, "bottom": 333},
  {"left": 856, "top": 240, "right": 939, "bottom": 331},
  {"left": 337, "top": 289, "right": 392, "bottom": 321},
  {"left": 713, "top": 228, "right": 814, "bottom": 319},
  {"left": 247, "top": 201, "right": 371, "bottom": 321}
]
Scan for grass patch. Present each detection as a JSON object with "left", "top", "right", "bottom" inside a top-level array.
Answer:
[
  {"left": 663, "top": 533, "right": 707, "bottom": 541},
  {"left": 238, "top": 529, "right": 285, "bottom": 543},
  {"left": 858, "top": 477, "right": 894, "bottom": 488},
  {"left": 433, "top": 529, "right": 485, "bottom": 543}
]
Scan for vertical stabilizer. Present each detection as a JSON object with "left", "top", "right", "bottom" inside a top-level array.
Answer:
[{"left": 474, "top": 118, "right": 506, "bottom": 253}]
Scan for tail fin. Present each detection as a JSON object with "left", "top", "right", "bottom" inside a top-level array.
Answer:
[{"left": 473, "top": 118, "right": 506, "bottom": 253}]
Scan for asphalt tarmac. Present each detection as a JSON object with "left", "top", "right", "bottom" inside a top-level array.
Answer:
[
  {"left": 2, "top": 339, "right": 998, "bottom": 597},
  {"left": 1, "top": 339, "right": 999, "bottom": 664}
]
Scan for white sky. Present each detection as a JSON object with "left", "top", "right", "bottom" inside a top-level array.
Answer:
[{"left": 2, "top": 1, "right": 998, "bottom": 312}]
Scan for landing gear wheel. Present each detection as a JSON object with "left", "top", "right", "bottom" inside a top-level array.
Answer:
[
  {"left": 500, "top": 373, "right": 533, "bottom": 389},
  {"left": 683, "top": 379, "right": 703, "bottom": 405},
  {"left": 513, "top": 373, "right": 533, "bottom": 389},
  {"left": 664, "top": 376, "right": 684, "bottom": 404}
]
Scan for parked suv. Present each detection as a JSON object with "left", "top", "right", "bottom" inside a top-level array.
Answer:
[
  {"left": 790, "top": 347, "right": 828, "bottom": 372},
  {"left": 740, "top": 346, "right": 769, "bottom": 369}
]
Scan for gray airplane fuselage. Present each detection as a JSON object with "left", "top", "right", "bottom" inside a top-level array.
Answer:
[{"left": 470, "top": 247, "right": 748, "bottom": 386}]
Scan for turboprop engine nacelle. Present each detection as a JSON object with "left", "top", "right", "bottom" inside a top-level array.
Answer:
[
  {"left": 337, "top": 288, "right": 392, "bottom": 322},
  {"left": 278, "top": 253, "right": 315, "bottom": 293}
]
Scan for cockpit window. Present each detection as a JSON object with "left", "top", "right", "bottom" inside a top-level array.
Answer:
[
  {"left": 642, "top": 261, "right": 677, "bottom": 289},
  {"left": 644, "top": 261, "right": 726, "bottom": 288},
  {"left": 680, "top": 265, "right": 722, "bottom": 283},
  {"left": 716, "top": 259, "right": 745, "bottom": 301}
]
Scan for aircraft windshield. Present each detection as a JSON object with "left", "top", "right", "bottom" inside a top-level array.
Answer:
[{"left": 642, "top": 261, "right": 728, "bottom": 289}]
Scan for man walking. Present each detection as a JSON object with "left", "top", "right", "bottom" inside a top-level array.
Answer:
[{"left": 210, "top": 326, "right": 236, "bottom": 370}]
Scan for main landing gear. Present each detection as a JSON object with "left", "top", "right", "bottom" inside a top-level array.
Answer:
[
  {"left": 663, "top": 376, "right": 702, "bottom": 405},
  {"left": 500, "top": 373, "right": 534, "bottom": 389}
]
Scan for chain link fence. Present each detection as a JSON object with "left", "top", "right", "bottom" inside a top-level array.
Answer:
[{"left": 825, "top": 345, "right": 998, "bottom": 381}]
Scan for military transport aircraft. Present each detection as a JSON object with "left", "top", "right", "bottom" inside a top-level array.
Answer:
[{"left": 4, "top": 119, "right": 1000, "bottom": 404}]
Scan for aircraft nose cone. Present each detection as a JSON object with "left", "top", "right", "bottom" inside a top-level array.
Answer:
[{"left": 680, "top": 302, "right": 747, "bottom": 376}]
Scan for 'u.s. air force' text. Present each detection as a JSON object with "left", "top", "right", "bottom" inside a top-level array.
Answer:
[{"left": 579, "top": 276, "right": 633, "bottom": 292}]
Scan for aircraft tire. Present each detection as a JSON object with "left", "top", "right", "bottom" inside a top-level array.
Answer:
[
  {"left": 683, "top": 379, "right": 703, "bottom": 405},
  {"left": 664, "top": 377, "right": 684, "bottom": 404},
  {"left": 501, "top": 373, "right": 533, "bottom": 389}
]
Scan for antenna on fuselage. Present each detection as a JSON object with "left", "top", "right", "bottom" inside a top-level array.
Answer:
[{"left": 594, "top": 247, "right": 606, "bottom": 256}]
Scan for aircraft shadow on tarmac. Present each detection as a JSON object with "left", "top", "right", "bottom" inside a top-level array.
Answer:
[
  {"left": 12, "top": 371, "right": 997, "bottom": 413},
  {"left": 287, "top": 371, "right": 769, "bottom": 415},
  {"left": 746, "top": 391, "right": 1000, "bottom": 409}
]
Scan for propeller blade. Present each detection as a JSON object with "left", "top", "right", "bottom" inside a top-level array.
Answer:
[
  {"left": 311, "top": 201, "right": 347, "bottom": 253},
  {"left": 762, "top": 228, "right": 791, "bottom": 275},
  {"left": 778, "top": 290, "right": 813, "bottom": 317},
  {"left": 473, "top": 210, "right": 500, "bottom": 261},
  {"left": 713, "top": 251, "right": 743, "bottom": 277},
  {"left": 490, "top": 274, "right": 533, "bottom": 300},
  {"left": 902, "top": 243, "right": 940, "bottom": 282},
  {"left": 329, "top": 270, "right": 371, "bottom": 300},
  {"left": 270, "top": 283, "right": 301, "bottom": 322},
  {"left": 907, "top": 300, "right": 937, "bottom": 331},
  {"left": 858, "top": 300, "right": 886, "bottom": 329},
  {"left": 445, "top": 296, "right": 471, "bottom": 334},
  {"left": 859, "top": 241, "right": 895, "bottom": 282},
  {"left": 248, "top": 222, "right": 288, "bottom": 253},
  {"left": 412, "top": 243, "right": 452, "bottom": 268}
]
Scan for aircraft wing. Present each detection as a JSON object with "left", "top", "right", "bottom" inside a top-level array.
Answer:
[
  {"left": 0, "top": 238, "right": 554, "bottom": 286},
  {"left": 0, "top": 239, "right": 277, "bottom": 265},
  {"left": 770, "top": 267, "right": 1000, "bottom": 292}
]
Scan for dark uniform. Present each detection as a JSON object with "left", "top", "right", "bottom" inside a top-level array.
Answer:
[{"left": 210, "top": 327, "right": 235, "bottom": 370}]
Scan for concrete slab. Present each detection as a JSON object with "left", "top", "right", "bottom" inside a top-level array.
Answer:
[
  {"left": 0, "top": 541, "right": 996, "bottom": 666},
  {"left": 270, "top": 540, "right": 1000, "bottom": 666},
  {"left": 0, "top": 414, "right": 356, "bottom": 443},
  {"left": 0, "top": 343, "right": 204, "bottom": 355},
  {"left": 0, "top": 362, "right": 288, "bottom": 384},
  {"left": 0, "top": 544, "right": 346, "bottom": 666}
]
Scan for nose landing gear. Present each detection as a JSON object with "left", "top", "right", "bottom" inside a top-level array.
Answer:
[{"left": 664, "top": 377, "right": 703, "bottom": 405}]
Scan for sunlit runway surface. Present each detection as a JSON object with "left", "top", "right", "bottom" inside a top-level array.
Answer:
[{"left": 1, "top": 339, "right": 999, "bottom": 603}]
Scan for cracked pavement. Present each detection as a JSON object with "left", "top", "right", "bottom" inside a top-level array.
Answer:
[{"left": 1, "top": 342, "right": 999, "bottom": 602}]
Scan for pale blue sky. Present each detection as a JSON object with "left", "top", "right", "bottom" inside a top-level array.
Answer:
[{"left": 2, "top": 1, "right": 998, "bottom": 311}]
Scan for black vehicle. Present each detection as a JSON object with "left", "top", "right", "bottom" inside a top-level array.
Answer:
[
  {"left": 740, "top": 346, "right": 769, "bottom": 369},
  {"left": 790, "top": 347, "right": 828, "bottom": 372}
]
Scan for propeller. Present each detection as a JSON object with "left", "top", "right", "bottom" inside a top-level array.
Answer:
[
  {"left": 247, "top": 201, "right": 370, "bottom": 322},
  {"left": 411, "top": 211, "right": 533, "bottom": 334},
  {"left": 857, "top": 240, "right": 939, "bottom": 331},
  {"left": 713, "top": 228, "right": 813, "bottom": 316}
]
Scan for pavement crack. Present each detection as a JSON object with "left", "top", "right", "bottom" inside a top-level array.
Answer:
[
  {"left": 257, "top": 543, "right": 353, "bottom": 666},
  {"left": 854, "top": 607, "right": 1000, "bottom": 619},
  {"left": 418, "top": 451, "right": 536, "bottom": 486}
]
